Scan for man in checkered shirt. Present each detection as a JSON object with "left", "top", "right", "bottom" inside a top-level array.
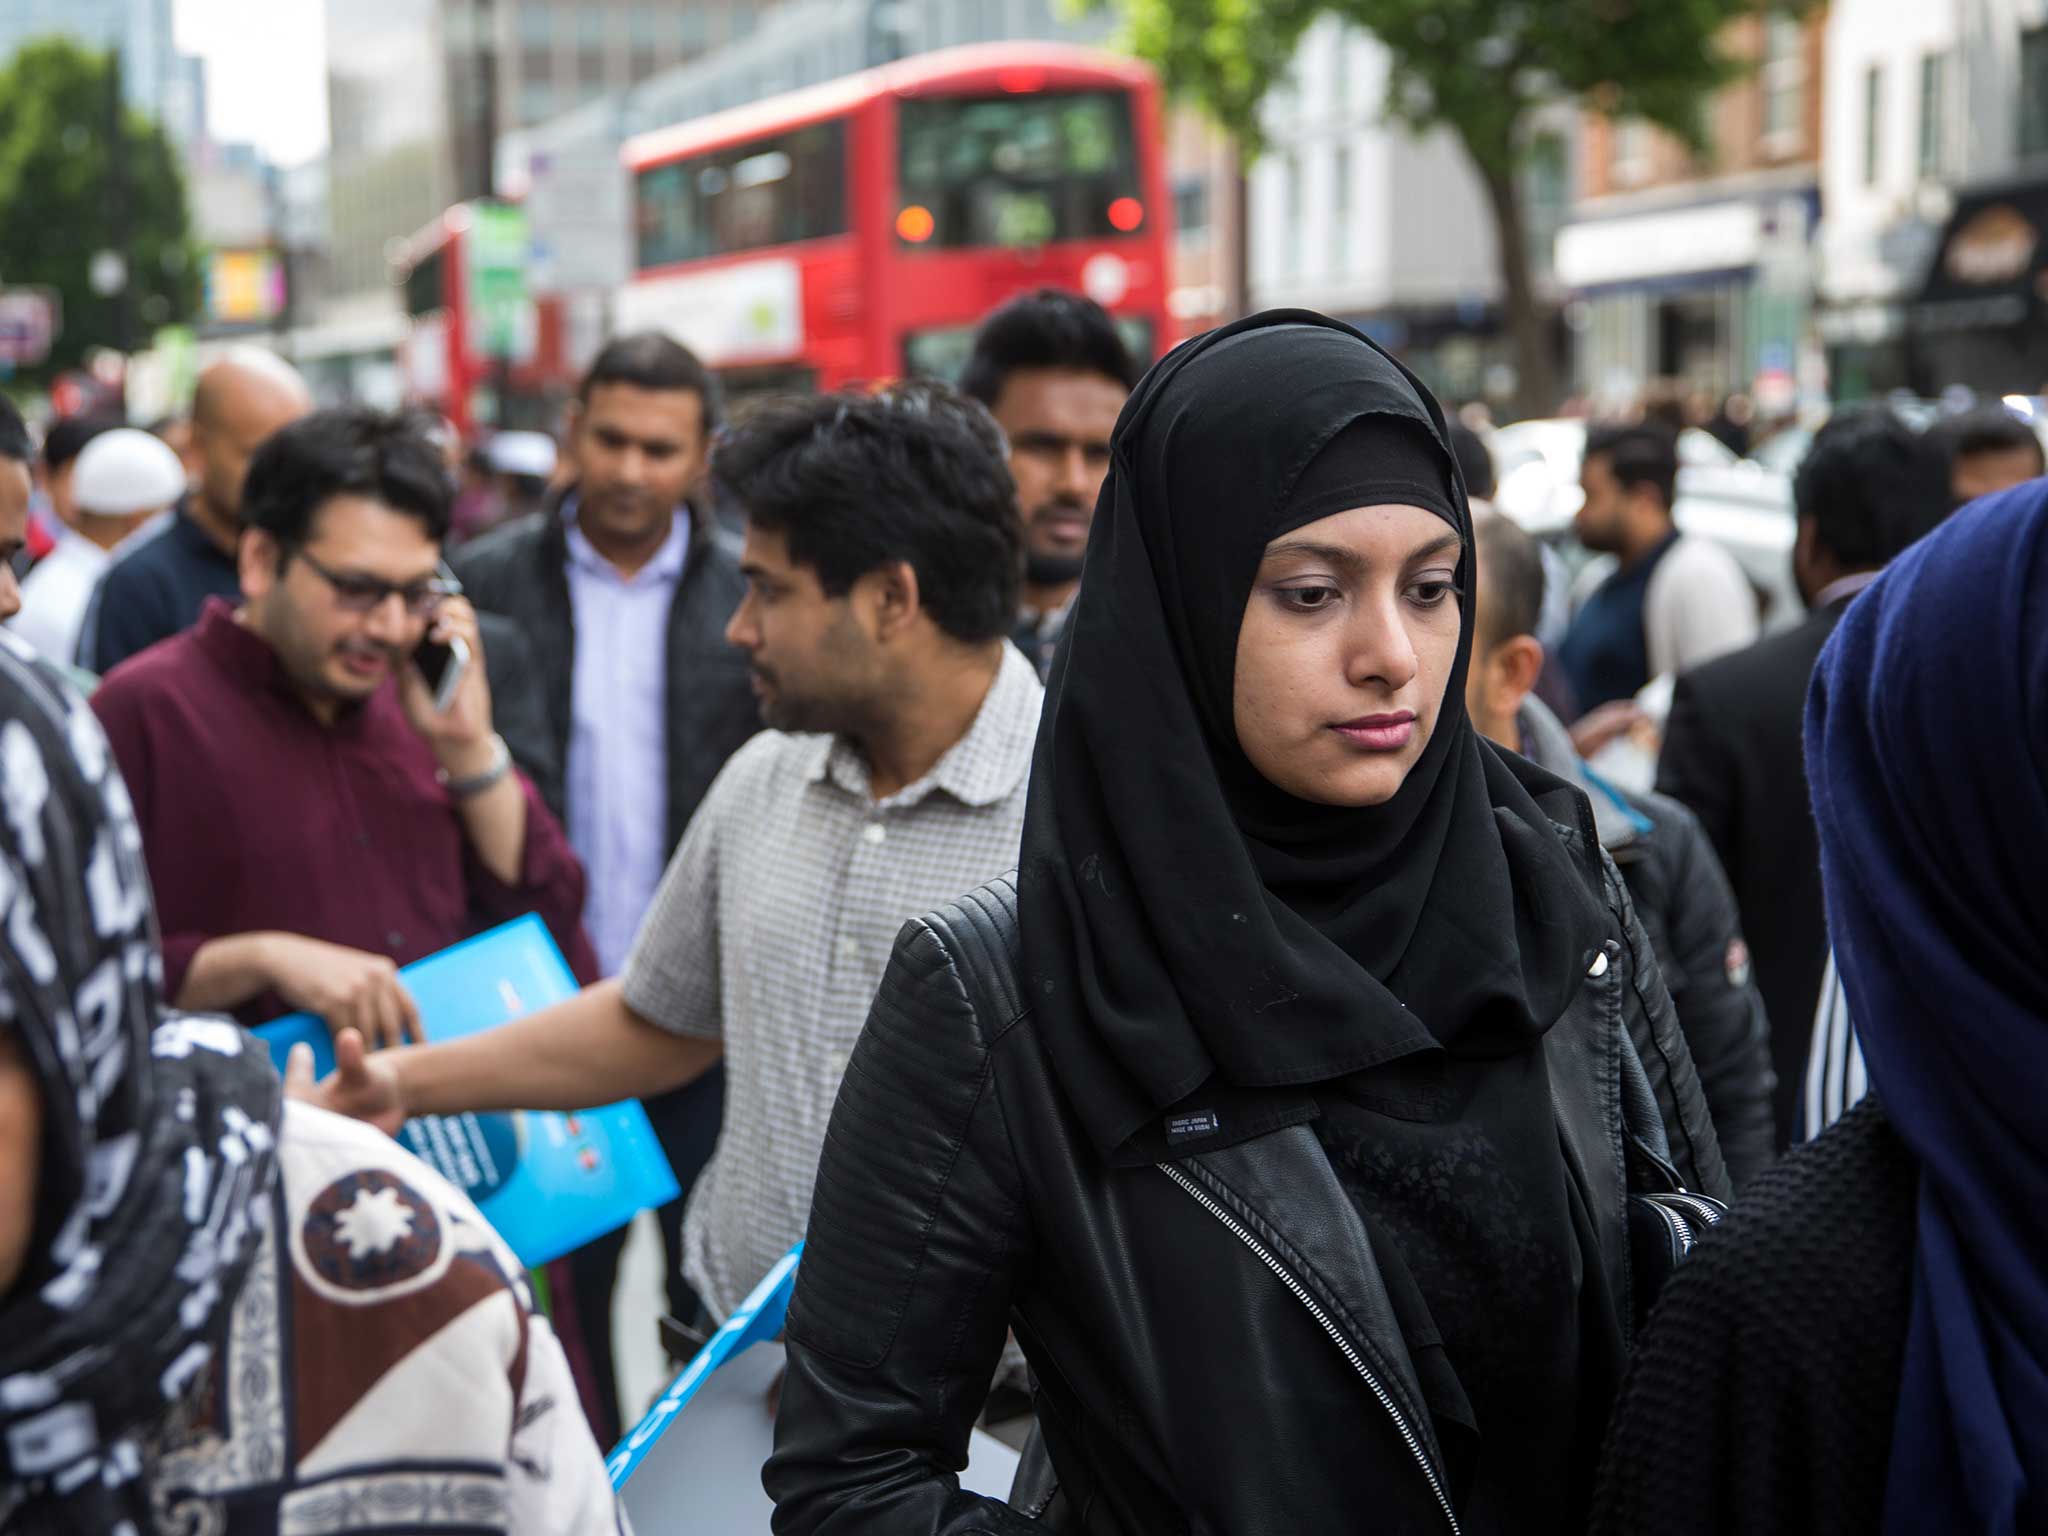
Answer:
[{"left": 307, "top": 382, "right": 1042, "bottom": 1325}]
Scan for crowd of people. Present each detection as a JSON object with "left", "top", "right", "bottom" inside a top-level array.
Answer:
[{"left": 0, "top": 288, "right": 2043, "bottom": 1535}]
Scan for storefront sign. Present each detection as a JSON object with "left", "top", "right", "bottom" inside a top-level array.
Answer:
[
  {"left": 1942, "top": 204, "right": 2038, "bottom": 286},
  {"left": 1555, "top": 201, "right": 1764, "bottom": 290}
]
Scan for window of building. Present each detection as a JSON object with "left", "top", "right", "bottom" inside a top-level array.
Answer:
[
  {"left": 1612, "top": 119, "right": 1652, "bottom": 186},
  {"left": 1864, "top": 65, "right": 1884, "bottom": 185},
  {"left": 1283, "top": 153, "right": 1302, "bottom": 278},
  {"left": 1522, "top": 131, "right": 1569, "bottom": 279},
  {"left": 2022, "top": 27, "right": 2048, "bottom": 158},
  {"left": 520, "top": 81, "right": 556, "bottom": 124},
  {"left": 1760, "top": 15, "right": 1805, "bottom": 150},
  {"left": 1173, "top": 174, "right": 1210, "bottom": 240},
  {"left": 679, "top": 8, "right": 708, "bottom": 51},
  {"left": 1920, "top": 52, "right": 1950, "bottom": 178},
  {"left": 518, "top": 1, "right": 552, "bottom": 47},
  {"left": 1329, "top": 144, "right": 1350, "bottom": 275},
  {"left": 630, "top": 2, "right": 661, "bottom": 45}
]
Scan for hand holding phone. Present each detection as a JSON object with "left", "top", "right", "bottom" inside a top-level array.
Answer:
[{"left": 414, "top": 631, "right": 472, "bottom": 714}]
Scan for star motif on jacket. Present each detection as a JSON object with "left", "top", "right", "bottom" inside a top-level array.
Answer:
[{"left": 331, "top": 1185, "right": 417, "bottom": 1260}]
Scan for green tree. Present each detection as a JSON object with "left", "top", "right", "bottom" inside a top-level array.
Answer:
[
  {"left": 0, "top": 38, "right": 202, "bottom": 378},
  {"left": 1108, "top": 0, "right": 1795, "bottom": 415}
]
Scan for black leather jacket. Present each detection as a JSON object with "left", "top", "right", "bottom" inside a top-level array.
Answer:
[{"left": 766, "top": 797, "right": 1730, "bottom": 1535}]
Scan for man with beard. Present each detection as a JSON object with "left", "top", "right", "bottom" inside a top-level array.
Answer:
[
  {"left": 452, "top": 331, "right": 758, "bottom": 1440},
  {"left": 961, "top": 288, "right": 1140, "bottom": 678},
  {"left": 305, "top": 383, "right": 1040, "bottom": 1352},
  {"left": 80, "top": 348, "right": 311, "bottom": 674},
  {"left": 90, "top": 407, "right": 595, "bottom": 1048}
]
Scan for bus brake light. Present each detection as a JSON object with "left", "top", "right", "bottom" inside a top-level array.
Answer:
[
  {"left": 1108, "top": 197, "right": 1144, "bottom": 233},
  {"left": 896, "top": 205, "right": 936, "bottom": 243}
]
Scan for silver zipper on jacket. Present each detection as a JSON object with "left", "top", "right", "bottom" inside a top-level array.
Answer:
[{"left": 1155, "top": 1161, "right": 1462, "bottom": 1536}]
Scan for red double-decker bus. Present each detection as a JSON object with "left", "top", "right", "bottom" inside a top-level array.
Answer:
[
  {"left": 395, "top": 202, "right": 570, "bottom": 438},
  {"left": 618, "top": 43, "right": 1172, "bottom": 392}
]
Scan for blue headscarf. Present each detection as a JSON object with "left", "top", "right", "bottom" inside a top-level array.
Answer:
[{"left": 1806, "top": 479, "right": 2048, "bottom": 1534}]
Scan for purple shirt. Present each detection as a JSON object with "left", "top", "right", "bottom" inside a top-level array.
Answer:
[
  {"left": 92, "top": 598, "right": 598, "bottom": 1021},
  {"left": 562, "top": 499, "right": 690, "bottom": 976}
]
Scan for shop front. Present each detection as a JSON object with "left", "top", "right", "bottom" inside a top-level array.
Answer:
[{"left": 1909, "top": 178, "right": 2048, "bottom": 397}]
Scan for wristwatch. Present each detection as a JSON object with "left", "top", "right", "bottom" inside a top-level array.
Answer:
[{"left": 437, "top": 733, "right": 512, "bottom": 799}]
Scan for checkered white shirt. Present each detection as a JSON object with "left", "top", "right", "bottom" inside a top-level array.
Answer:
[{"left": 621, "top": 641, "right": 1043, "bottom": 1321}]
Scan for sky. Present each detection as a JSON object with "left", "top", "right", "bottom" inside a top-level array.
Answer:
[{"left": 173, "top": 0, "right": 329, "bottom": 167}]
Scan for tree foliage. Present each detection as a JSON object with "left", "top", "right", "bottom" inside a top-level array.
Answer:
[
  {"left": 0, "top": 38, "right": 202, "bottom": 376},
  {"left": 1111, "top": 0, "right": 1786, "bottom": 167}
]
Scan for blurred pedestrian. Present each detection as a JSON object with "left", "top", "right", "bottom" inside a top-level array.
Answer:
[
  {"left": 1658, "top": 409, "right": 1951, "bottom": 1147},
  {"left": 90, "top": 407, "right": 596, "bottom": 1042},
  {"left": 455, "top": 333, "right": 758, "bottom": 1437},
  {"left": 78, "top": 348, "right": 310, "bottom": 675},
  {"left": 1706, "top": 392, "right": 1753, "bottom": 458},
  {"left": 146, "top": 410, "right": 194, "bottom": 463},
  {"left": 0, "top": 638, "right": 626, "bottom": 1536},
  {"left": 35, "top": 413, "right": 120, "bottom": 532},
  {"left": 14, "top": 428, "right": 184, "bottom": 666},
  {"left": 0, "top": 401, "right": 31, "bottom": 628},
  {"left": 486, "top": 429, "right": 558, "bottom": 525},
  {"left": 766, "top": 315, "right": 1727, "bottom": 1536},
  {"left": 1929, "top": 404, "right": 2046, "bottom": 505},
  {"left": 1469, "top": 512, "right": 1774, "bottom": 1185},
  {"left": 1558, "top": 422, "right": 1758, "bottom": 716},
  {"left": 1591, "top": 478, "right": 2048, "bottom": 1536},
  {"left": 309, "top": 383, "right": 1036, "bottom": 1359},
  {"left": 960, "top": 287, "right": 1140, "bottom": 679}
]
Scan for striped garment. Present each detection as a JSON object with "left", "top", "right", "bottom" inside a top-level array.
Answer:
[{"left": 1803, "top": 951, "right": 1868, "bottom": 1140}]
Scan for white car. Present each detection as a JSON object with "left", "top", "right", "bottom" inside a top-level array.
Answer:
[{"left": 1487, "top": 418, "right": 1800, "bottom": 631}]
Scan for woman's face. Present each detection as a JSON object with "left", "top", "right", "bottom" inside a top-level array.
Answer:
[
  {"left": 0, "top": 1031, "right": 40, "bottom": 1298},
  {"left": 1234, "top": 502, "right": 1463, "bottom": 807}
]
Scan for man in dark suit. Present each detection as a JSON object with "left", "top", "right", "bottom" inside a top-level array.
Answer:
[{"left": 1657, "top": 409, "right": 1952, "bottom": 1147}]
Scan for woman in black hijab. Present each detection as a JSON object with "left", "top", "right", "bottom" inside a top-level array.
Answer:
[{"left": 766, "top": 312, "right": 1727, "bottom": 1535}]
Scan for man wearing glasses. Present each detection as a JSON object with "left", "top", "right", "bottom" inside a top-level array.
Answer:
[{"left": 91, "top": 408, "right": 597, "bottom": 1046}]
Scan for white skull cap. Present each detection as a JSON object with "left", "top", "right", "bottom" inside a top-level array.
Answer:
[{"left": 69, "top": 428, "right": 188, "bottom": 516}]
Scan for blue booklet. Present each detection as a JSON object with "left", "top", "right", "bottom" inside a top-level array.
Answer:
[{"left": 256, "top": 914, "right": 681, "bottom": 1268}]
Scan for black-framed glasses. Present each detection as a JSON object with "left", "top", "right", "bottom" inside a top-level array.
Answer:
[{"left": 294, "top": 551, "right": 461, "bottom": 617}]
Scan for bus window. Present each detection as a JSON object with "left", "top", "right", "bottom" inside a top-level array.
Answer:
[
  {"left": 636, "top": 120, "right": 849, "bottom": 268},
  {"left": 896, "top": 90, "right": 1140, "bottom": 249},
  {"left": 404, "top": 245, "right": 447, "bottom": 318}
]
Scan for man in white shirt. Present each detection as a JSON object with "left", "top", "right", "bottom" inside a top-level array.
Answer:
[{"left": 16, "top": 425, "right": 184, "bottom": 665}]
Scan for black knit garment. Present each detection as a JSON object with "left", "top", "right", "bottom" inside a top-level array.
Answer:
[{"left": 1589, "top": 1098, "right": 1918, "bottom": 1535}]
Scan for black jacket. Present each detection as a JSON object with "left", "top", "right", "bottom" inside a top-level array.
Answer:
[
  {"left": 450, "top": 493, "right": 759, "bottom": 859},
  {"left": 1657, "top": 601, "right": 1846, "bottom": 1147},
  {"left": 766, "top": 805, "right": 1730, "bottom": 1536},
  {"left": 1514, "top": 700, "right": 1777, "bottom": 1189},
  {"left": 1590, "top": 1097, "right": 1915, "bottom": 1536}
]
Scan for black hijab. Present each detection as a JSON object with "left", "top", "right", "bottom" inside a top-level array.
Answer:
[
  {"left": 0, "top": 636, "right": 281, "bottom": 1532},
  {"left": 1019, "top": 311, "right": 1610, "bottom": 1159}
]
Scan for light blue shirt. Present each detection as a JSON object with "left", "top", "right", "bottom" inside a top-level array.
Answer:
[{"left": 562, "top": 497, "right": 690, "bottom": 976}]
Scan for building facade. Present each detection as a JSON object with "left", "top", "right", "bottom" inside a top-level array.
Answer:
[
  {"left": 1555, "top": 12, "right": 1825, "bottom": 411},
  {"left": 1819, "top": 0, "right": 2048, "bottom": 397}
]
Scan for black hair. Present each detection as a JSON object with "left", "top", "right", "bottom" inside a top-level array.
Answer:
[
  {"left": 240, "top": 407, "right": 452, "bottom": 549},
  {"left": 958, "top": 288, "right": 1142, "bottom": 410},
  {"left": 1447, "top": 422, "right": 1496, "bottom": 501},
  {"left": 712, "top": 381, "right": 1022, "bottom": 644},
  {"left": 1472, "top": 510, "right": 1547, "bottom": 649},
  {"left": 1794, "top": 407, "right": 1951, "bottom": 569},
  {"left": 1930, "top": 405, "right": 2047, "bottom": 477},
  {"left": 42, "top": 415, "right": 119, "bottom": 472},
  {"left": 1584, "top": 421, "right": 1679, "bottom": 510},
  {"left": 578, "top": 330, "right": 720, "bottom": 430},
  {"left": 0, "top": 398, "right": 30, "bottom": 465}
]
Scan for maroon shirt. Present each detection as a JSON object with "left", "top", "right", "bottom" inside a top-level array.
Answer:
[{"left": 93, "top": 598, "right": 599, "bottom": 1023}]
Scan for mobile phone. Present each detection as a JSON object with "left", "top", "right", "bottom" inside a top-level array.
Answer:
[{"left": 414, "top": 631, "right": 471, "bottom": 713}]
